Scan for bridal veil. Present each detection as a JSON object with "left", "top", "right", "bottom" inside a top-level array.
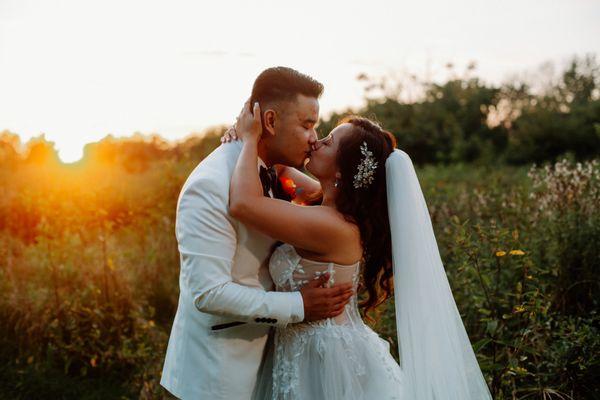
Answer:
[{"left": 386, "top": 150, "right": 492, "bottom": 399}]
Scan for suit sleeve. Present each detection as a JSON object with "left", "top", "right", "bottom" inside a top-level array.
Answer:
[{"left": 176, "top": 176, "right": 304, "bottom": 328}]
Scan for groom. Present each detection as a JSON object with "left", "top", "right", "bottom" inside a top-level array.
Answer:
[{"left": 161, "top": 67, "right": 354, "bottom": 399}]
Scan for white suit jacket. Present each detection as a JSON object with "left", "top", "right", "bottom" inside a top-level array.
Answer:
[{"left": 160, "top": 141, "right": 304, "bottom": 399}]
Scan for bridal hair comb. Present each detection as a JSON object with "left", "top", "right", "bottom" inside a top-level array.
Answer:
[{"left": 353, "top": 141, "right": 378, "bottom": 189}]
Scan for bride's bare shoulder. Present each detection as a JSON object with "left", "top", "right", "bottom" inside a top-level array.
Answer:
[{"left": 309, "top": 206, "right": 363, "bottom": 263}]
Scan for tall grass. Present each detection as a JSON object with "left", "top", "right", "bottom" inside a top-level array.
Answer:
[{"left": 0, "top": 143, "right": 598, "bottom": 399}]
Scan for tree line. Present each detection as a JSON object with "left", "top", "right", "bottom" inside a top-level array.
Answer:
[{"left": 1, "top": 55, "right": 598, "bottom": 170}]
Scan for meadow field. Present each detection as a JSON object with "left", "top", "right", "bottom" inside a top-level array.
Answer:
[
  {"left": 1, "top": 57, "right": 599, "bottom": 399},
  {"left": 1, "top": 133, "right": 598, "bottom": 399}
]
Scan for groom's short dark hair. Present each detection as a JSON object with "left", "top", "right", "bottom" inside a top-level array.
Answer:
[{"left": 250, "top": 67, "right": 323, "bottom": 110}]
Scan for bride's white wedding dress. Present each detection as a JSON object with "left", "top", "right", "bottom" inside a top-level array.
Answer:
[
  {"left": 253, "top": 150, "right": 492, "bottom": 400},
  {"left": 254, "top": 243, "right": 405, "bottom": 400}
]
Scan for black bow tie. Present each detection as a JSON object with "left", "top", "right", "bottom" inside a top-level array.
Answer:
[{"left": 259, "top": 165, "right": 277, "bottom": 197}]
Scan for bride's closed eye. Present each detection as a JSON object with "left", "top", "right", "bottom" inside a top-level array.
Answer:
[{"left": 321, "top": 135, "right": 333, "bottom": 145}]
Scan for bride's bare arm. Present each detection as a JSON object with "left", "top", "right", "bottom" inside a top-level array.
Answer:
[{"left": 229, "top": 102, "right": 350, "bottom": 255}]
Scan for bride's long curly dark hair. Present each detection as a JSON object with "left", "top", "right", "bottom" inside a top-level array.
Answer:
[{"left": 334, "top": 116, "right": 397, "bottom": 316}]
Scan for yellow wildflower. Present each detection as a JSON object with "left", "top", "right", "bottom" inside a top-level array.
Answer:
[
  {"left": 495, "top": 251, "right": 507, "bottom": 257},
  {"left": 512, "top": 366, "right": 528, "bottom": 375},
  {"left": 513, "top": 305, "right": 526, "bottom": 313},
  {"left": 509, "top": 250, "right": 526, "bottom": 256}
]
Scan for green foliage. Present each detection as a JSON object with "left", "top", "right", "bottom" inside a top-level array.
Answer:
[
  {"left": 369, "top": 159, "right": 599, "bottom": 400},
  {"left": 2, "top": 148, "right": 597, "bottom": 398},
  {"left": 0, "top": 132, "right": 223, "bottom": 399},
  {"left": 319, "top": 55, "right": 600, "bottom": 166}
]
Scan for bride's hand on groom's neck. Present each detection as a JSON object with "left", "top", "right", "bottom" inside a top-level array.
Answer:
[
  {"left": 300, "top": 273, "right": 354, "bottom": 321},
  {"left": 220, "top": 100, "right": 263, "bottom": 144},
  {"left": 234, "top": 100, "right": 262, "bottom": 143}
]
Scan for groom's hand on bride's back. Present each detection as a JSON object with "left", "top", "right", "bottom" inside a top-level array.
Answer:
[{"left": 300, "top": 273, "right": 354, "bottom": 321}]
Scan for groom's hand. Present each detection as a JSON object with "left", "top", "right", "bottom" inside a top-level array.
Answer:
[{"left": 300, "top": 273, "right": 354, "bottom": 321}]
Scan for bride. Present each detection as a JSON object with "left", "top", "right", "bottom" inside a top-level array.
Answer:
[{"left": 228, "top": 101, "right": 492, "bottom": 400}]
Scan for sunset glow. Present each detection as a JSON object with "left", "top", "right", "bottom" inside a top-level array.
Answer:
[{"left": 1, "top": 0, "right": 599, "bottom": 162}]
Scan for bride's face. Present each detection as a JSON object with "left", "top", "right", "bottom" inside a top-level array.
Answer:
[{"left": 305, "top": 123, "right": 353, "bottom": 180}]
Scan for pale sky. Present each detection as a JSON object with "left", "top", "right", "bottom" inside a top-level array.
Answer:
[{"left": 1, "top": 0, "right": 599, "bottom": 162}]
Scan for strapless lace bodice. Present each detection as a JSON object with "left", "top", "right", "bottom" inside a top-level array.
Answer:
[
  {"left": 269, "top": 243, "right": 362, "bottom": 327},
  {"left": 257, "top": 243, "right": 404, "bottom": 400}
]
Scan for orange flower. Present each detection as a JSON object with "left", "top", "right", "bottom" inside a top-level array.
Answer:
[
  {"left": 495, "top": 251, "right": 507, "bottom": 257},
  {"left": 509, "top": 250, "right": 525, "bottom": 256},
  {"left": 279, "top": 177, "right": 297, "bottom": 198}
]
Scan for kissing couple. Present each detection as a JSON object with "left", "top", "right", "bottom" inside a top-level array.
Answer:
[{"left": 160, "top": 67, "right": 492, "bottom": 400}]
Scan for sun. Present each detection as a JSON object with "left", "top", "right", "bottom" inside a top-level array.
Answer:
[{"left": 57, "top": 142, "right": 85, "bottom": 164}]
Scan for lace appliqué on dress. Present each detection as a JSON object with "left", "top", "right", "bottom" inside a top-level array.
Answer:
[{"left": 267, "top": 244, "right": 404, "bottom": 400}]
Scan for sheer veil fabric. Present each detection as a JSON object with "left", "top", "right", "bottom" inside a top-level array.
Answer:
[{"left": 386, "top": 150, "right": 493, "bottom": 399}]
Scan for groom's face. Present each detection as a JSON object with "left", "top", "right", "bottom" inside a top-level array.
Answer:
[{"left": 270, "top": 94, "right": 319, "bottom": 168}]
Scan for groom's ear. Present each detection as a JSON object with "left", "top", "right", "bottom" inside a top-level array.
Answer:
[{"left": 263, "top": 109, "right": 277, "bottom": 136}]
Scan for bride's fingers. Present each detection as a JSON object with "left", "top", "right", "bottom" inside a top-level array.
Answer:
[
  {"left": 253, "top": 102, "right": 261, "bottom": 123},
  {"left": 242, "top": 99, "right": 251, "bottom": 117},
  {"left": 235, "top": 101, "right": 249, "bottom": 124},
  {"left": 240, "top": 99, "right": 250, "bottom": 115}
]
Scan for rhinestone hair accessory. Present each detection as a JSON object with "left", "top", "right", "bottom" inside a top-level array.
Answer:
[{"left": 353, "top": 141, "right": 378, "bottom": 189}]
